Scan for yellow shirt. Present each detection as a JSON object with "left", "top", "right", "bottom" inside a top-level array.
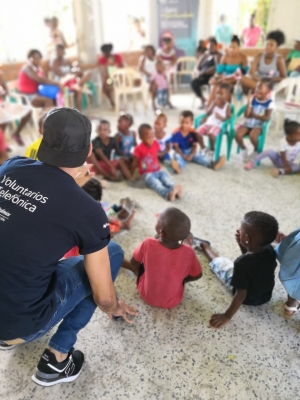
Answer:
[{"left": 25, "top": 138, "right": 42, "bottom": 160}]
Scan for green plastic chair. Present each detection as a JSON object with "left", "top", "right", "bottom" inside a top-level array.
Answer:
[
  {"left": 235, "top": 105, "right": 271, "bottom": 159},
  {"left": 194, "top": 104, "right": 235, "bottom": 161}
]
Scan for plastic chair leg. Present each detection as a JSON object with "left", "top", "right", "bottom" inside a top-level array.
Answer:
[{"left": 214, "top": 134, "right": 222, "bottom": 161}]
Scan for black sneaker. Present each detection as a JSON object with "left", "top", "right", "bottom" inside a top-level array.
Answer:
[{"left": 32, "top": 348, "right": 84, "bottom": 386}]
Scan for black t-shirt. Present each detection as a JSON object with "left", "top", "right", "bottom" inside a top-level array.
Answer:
[
  {"left": 230, "top": 245, "right": 277, "bottom": 306},
  {"left": 92, "top": 137, "right": 116, "bottom": 160},
  {"left": 0, "top": 157, "right": 110, "bottom": 339}
]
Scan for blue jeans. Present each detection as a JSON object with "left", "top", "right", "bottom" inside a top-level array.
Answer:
[
  {"left": 17, "top": 241, "right": 123, "bottom": 354},
  {"left": 209, "top": 257, "right": 234, "bottom": 290},
  {"left": 143, "top": 170, "right": 174, "bottom": 199},
  {"left": 174, "top": 149, "right": 212, "bottom": 169}
]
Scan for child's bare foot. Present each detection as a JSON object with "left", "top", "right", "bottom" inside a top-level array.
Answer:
[
  {"left": 171, "top": 159, "right": 181, "bottom": 174},
  {"left": 270, "top": 168, "right": 280, "bottom": 178},
  {"left": 212, "top": 155, "right": 226, "bottom": 171},
  {"left": 168, "top": 188, "right": 176, "bottom": 202},
  {"left": 120, "top": 210, "right": 136, "bottom": 230},
  {"left": 174, "top": 184, "right": 183, "bottom": 199}
]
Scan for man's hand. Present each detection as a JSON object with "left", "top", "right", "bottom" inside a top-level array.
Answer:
[
  {"left": 108, "top": 300, "right": 138, "bottom": 324},
  {"left": 210, "top": 313, "right": 230, "bottom": 329}
]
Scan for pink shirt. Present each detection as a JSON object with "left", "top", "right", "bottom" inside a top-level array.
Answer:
[
  {"left": 150, "top": 72, "right": 168, "bottom": 90},
  {"left": 133, "top": 238, "right": 202, "bottom": 309},
  {"left": 242, "top": 26, "right": 262, "bottom": 47}
]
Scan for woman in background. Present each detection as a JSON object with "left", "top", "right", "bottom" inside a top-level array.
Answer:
[
  {"left": 241, "top": 13, "right": 265, "bottom": 48},
  {"left": 240, "top": 30, "right": 286, "bottom": 92}
]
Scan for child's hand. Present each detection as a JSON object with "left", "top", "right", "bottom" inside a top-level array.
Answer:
[
  {"left": 285, "top": 166, "right": 292, "bottom": 174},
  {"left": 210, "top": 313, "right": 230, "bottom": 328},
  {"left": 275, "top": 231, "right": 286, "bottom": 243},
  {"left": 247, "top": 90, "right": 254, "bottom": 103},
  {"left": 235, "top": 229, "right": 241, "bottom": 244}
]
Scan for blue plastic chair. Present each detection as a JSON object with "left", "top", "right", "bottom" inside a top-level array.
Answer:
[
  {"left": 194, "top": 104, "right": 235, "bottom": 161},
  {"left": 235, "top": 105, "right": 271, "bottom": 158}
]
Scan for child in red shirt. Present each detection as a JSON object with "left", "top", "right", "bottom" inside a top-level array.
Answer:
[
  {"left": 123, "top": 207, "right": 202, "bottom": 308},
  {"left": 132, "top": 124, "right": 182, "bottom": 201}
]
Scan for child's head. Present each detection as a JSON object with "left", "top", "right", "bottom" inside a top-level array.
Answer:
[
  {"left": 117, "top": 113, "right": 134, "bottom": 133},
  {"left": 179, "top": 111, "right": 194, "bottom": 133},
  {"left": 240, "top": 211, "right": 278, "bottom": 249},
  {"left": 27, "top": 49, "right": 42, "bottom": 67},
  {"left": 156, "top": 59, "right": 165, "bottom": 74},
  {"left": 154, "top": 113, "right": 167, "bottom": 135},
  {"left": 138, "top": 124, "right": 154, "bottom": 147},
  {"left": 82, "top": 178, "right": 103, "bottom": 202},
  {"left": 145, "top": 45, "right": 156, "bottom": 59},
  {"left": 56, "top": 44, "right": 65, "bottom": 58},
  {"left": 284, "top": 119, "right": 300, "bottom": 144},
  {"left": 156, "top": 207, "right": 191, "bottom": 243},
  {"left": 101, "top": 43, "right": 113, "bottom": 58},
  {"left": 255, "top": 77, "right": 273, "bottom": 100},
  {"left": 216, "top": 83, "right": 231, "bottom": 104},
  {"left": 294, "top": 39, "right": 300, "bottom": 51},
  {"left": 97, "top": 120, "right": 111, "bottom": 139},
  {"left": 38, "top": 112, "right": 48, "bottom": 135}
]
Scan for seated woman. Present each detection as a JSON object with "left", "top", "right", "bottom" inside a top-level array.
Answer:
[
  {"left": 0, "top": 71, "right": 31, "bottom": 146},
  {"left": 157, "top": 32, "right": 178, "bottom": 83},
  {"left": 50, "top": 44, "right": 91, "bottom": 112},
  {"left": 18, "top": 49, "right": 61, "bottom": 109},
  {"left": 240, "top": 30, "right": 286, "bottom": 92},
  {"left": 191, "top": 38, "right": 222, "bottom": 108},
  {"left": 138, "top": 45, "right": 156, "bottom": 82},
  {"left": 286, "top": 38, "right": 300, "bottom": 77},
  {"left": 207, "top": 35, "right": 248, "bottom": 107}
]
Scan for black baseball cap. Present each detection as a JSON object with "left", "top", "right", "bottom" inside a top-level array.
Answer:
[{"left": 37, "top": 108, "right": 91, "bottom": 168}]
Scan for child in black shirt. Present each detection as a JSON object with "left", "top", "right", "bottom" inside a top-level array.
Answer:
[{"left": 200, "top": 211, "right": 278, "bottom": 328}]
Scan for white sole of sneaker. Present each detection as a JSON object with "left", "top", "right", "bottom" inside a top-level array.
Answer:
[{"left": 31, "top": 369, "right": 82, "bottom": 387}]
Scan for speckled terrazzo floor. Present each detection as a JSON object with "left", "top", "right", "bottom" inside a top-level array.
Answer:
[{"left": 1, "top": 93, "right": 300, "bottom": 400}]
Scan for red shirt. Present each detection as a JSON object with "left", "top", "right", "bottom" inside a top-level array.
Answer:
[
  {"left": 98, "top": 54, "right": 123, "bottom": 67},
  {"left": 133, "top": 238, "right": 202, "bottom": 308},
  {"left": 133, "top": 141, "right": 161, "bottom": 175},
  {"left": 18, "top": 66, "right": 44, "bottom": 94}
]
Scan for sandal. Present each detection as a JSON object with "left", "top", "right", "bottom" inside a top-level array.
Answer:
[
  {"left": 184, "top": 232, "right": 211, "bottom": 250},
  {"left": 284, "top": 302, "right": 300, "bottom": 320}
]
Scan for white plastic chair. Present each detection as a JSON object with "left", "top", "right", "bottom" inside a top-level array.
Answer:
[
  {"left": 174, "top": 57, "right": 196, "bottom": 91},
  {"left": 111, "top": 68, "right": 148, "bottom": 115},
  {"left": 272, "top": 77, "right": 300, "bottom": 135}
]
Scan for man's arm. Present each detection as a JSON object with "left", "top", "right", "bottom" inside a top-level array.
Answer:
[
  {"left": 84, "top": 247, "right": 138, "bottom": 323},
  {"left": 210, "top": 289, "right": 247, "bottom": 328}
]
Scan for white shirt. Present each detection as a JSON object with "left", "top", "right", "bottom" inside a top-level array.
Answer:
[
  {"left": 206, "top": 103, "right": 229, "bottom": 128},
  {"left": 279, "top": 138, "right": 300, "bottom": 163}
]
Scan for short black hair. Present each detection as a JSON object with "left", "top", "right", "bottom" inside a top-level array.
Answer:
[
  {"left": 266, "top": 30, "right": 285, "bottom": 47},
  {"left": 145, "top": 45, "right": 156, "bottom": 55},
  {"left": 231, "top": 35, "right": 241, "bottom": 46},
  {"left": 260, "top": 77, "right": 273, "bottom": 90},
  {"left": 27, "top": 49, "right": 42, "bottom": 59},
  {"left": 160, "top": 207, "right": 191, "bottom": 241},
  {"left": 180, "top": 110, "right": 194, "bottom": 121},
  {"left": 119, "top": 113, "right": 134, "bottom": 126},
  {"left": 81, "top": 178, "right": 103, "bottom": 202},
  {"left": 219, "top": 83, "right": 231, "bottom": 92},
  {"left": 101, "top": 43, "right": 113, "bottom": 53},
  {"left": 138, "top": 123, "right": 152, "bottom": 137},
  {"left": 56, "top": 44, "right": 65, "bottom": 52},
  {"left": 243, "top": 211, "right": 278, "bottom": 246},
  {"left": 209, "top": 37, "right": 218, "bottom": 46},
  {"left": 284, "top": 119, "right": 300, "bottom": 136},
  {"left": 100, "top": 119, "right": 110, "bottom": 126}
]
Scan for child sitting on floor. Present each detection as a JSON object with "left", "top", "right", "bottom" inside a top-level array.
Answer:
[
  {"left": 122, "top": 207, "right": 202, "bottom": 308},
  {"left": 154, "top": 112, "right": 177, "bottom": 170},
  {"left": 197, "top": 83, "right": 231, "bottom": 161},
  {"left": 88, "top": 120, "right": 132, "bottom": 181},
  {"left": 172, "top": 110, "right": 226, "bottom": 173},
  {"left": 235, "top": 77, "right": 274, "bottom": 162},
  {"left": 115, "top": 113, "right": 137, "bottom": 160},
  {"left": 200, "top": 211, "right": 278, "bottom": 329},
  {"left": 132, "top": 123, "right": 182, "bottom": 201},
  {"left": 64, "top": 179, "right": 136, "bottom": 258},
  {"left": 245, "top": 119, "right": 300, "bottom": 177},
  {"left": 150, "top": 59, "right": 174, "bottom": 111}
]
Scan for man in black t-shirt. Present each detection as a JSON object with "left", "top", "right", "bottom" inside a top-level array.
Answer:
[
  {"left": 0, "top": 108, "right": 138, "bottom": 386},
  {"left": 199, "top": 211, "right": 278, "bottom": 329}
]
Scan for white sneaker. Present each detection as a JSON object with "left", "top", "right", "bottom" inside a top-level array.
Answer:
[
  {"left": 249, "top": 151, "right": 258, "bottom": 160},
  {"left": 206, "top": 150, "right": 214, "bottom": 161},
  {"left": 240, "top": 148, "right": 248, "bottom": 163},
  {"left": 199, "top": 148, "right": 207, "bottom": 157}
]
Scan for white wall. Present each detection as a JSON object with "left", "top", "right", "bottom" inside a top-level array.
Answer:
[{"left": 267, "top": 0, "right": 299, "bottom": 46}]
